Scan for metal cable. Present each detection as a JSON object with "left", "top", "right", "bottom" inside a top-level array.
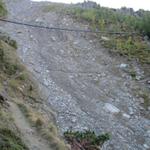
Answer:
[{"left": 0, "top": 18, "right": 139, "bottom": 35}]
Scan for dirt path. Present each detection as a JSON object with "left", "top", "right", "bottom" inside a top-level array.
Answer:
[
  {"left": 9, "top": 102, "right": 51, "bottom": 150},
  {"left": 1, "top": 0, "right": 150, "bottom": 150}
]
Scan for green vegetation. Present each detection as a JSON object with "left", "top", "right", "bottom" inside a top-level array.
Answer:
[
  {"left": 0, "top": 32, "right": 28, "bottom": 150},
  {"left": 103, "top": 36, "right": 150, "bottom": 64},
  {"left": 65, "top": 6, "right": 150, "bottom": 36},
  {"left": 137, "top": 11, "right": 150, "bottom": 38},
  {"left": 0, "top": 0, "right": 7, "bottom": 17},
  {"left": 0, "top": 35, "right": 17, "bottom": 49},
  {"left": 0, "top": 128, "right": 28, "bottom": 150},
  {"left": 64, "top": 6, "right": 150, "bottom": 64},
  {"left": 0, "top": 32, "right": 68, "bottom": 149},
  {"left": 140, "top": 92, "right": 150, "bottom": 110},
  {"left": 0, "top": 34, "right": 20, "bottom": 76},
  {"left": 43, "top": 3, "right": 150, "bottom": 63},
  {"left": 17, "top": 103, "right": 68, "bottom": 150},
  {"left": 64, "top": 130, "right": 110, "bottom": 150}
]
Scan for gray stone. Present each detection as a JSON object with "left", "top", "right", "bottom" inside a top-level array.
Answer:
[
  {"left": 129, "top": 107, "right": 134, "bottom": 115},
  {"left": 139, "top": 98, "right": 145, "bottom": 104},
  {"left": 147, "top": 130, "right": 150, "bottom": 137},
  {"left": 71, "top": 117, "right": 77, "bottom": 123},
  {"left": 51, "top": 36, "right": 56, "bottom": 41},
  {"left": 122, "top": 113, "right": 130, "bottom": 119},
  {"left": 101, "top": 36, "right": 110, "bottom": 41},
  {"left": 119, "top": 63, "right": 128, "bottom": 68},
  {"left": 104, "top": 103, "right": 120, "bottom": 114},
  {"left": 135, "top": 75, "right": 142, "bottom": 80},
  {"left": 35, "top": 18, "right": 42, "bottom": 22},
  {"left": 143, "top": 144, "right": 149, "bottom": 149},
  {"left": 46, "top": 70, "right": 49, "bottom": 73},
  {"left": 147, "top": 80, "right": 150, "bottom": 84}
]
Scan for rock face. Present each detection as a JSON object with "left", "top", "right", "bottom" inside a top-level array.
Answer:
[{"left": 2, "top": 0, "right": 150, "bottom": 150}]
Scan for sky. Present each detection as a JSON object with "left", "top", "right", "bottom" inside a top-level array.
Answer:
[{"left": 31, "top": 0, "right": 150, "bottom": 11}]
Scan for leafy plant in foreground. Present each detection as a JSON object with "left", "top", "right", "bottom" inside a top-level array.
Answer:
[{"left": 64, "top": 130, "right": 110, "bottom": 150}]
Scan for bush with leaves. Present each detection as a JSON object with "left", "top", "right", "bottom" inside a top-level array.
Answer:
[{"left": 64, "top": 130, "right": 110, "bottom": 150}]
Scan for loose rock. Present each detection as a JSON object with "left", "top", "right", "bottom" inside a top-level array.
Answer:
[{"left": 104, "top": 103, "right": 120, "bottom": 114}]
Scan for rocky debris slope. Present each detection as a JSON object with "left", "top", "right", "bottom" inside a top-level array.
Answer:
[{"left": 1, "top": 0, "right": 150, "bottom": 150}]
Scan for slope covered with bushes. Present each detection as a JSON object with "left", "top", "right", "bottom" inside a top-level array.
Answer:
[
  {"left": 43, "top": 3, "right": 150, "bottom": 64},
  {"left": 64, "top": 5, "right": 150, "bottom": 64}
]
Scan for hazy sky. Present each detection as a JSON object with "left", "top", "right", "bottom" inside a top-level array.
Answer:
[{"left": 31, "top": 0, "right": 150, "bottom": 11}]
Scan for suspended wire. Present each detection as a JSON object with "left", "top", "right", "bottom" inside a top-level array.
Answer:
[
  {"left": 0, "top": 18, "right": 139, "bottom": 35},
  {"left": 0, "top": 18, "right": 141, "bottom": 76}
]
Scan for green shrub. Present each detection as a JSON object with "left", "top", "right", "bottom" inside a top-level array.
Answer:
[
  {"left": 65, "top": 6, "right": 150, "bottom": 63},
  {"left": 136, "top": 12, "right": 150, "bottom": 38},
  {"left": 2, "top": 36, "right": 17, "bottom": 49},
  {"left": 64, "top": 130, "right": 110, "bottom": 150},
  {"left": 103, "top": 36, "right": 150, "bottom": 64},
  {"left": 0, "top": 128, "right": 28, "bottom": 150},
  {"left": 17, "top": 73, "right": 27, "bottom": 81},
  {"left": 4, "top": 62, "right": 19, "bottom": 75},
  {"left": 0, "top": 0, "right": 7, "bottom": 17},
  {"left": 0, "top": 34, "right": 20, "bottom": 76},
  {"left": 140, "top": 92, "right": 150, "bottom": 110}
]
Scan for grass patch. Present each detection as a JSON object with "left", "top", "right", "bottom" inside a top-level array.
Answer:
[
  {"left": 0, "top": 106, "right": 28, "bottom": 150},
  {"left": 64, "top": 130, "right": 110, "bottom": 150},
  {"left": 17, "top": 103, "right": 68, "bottom": 150},
  {"left": 64, "top": 6, "right": 150, "bottom": 64},
  {"left": 16, "top": 73, "right": 27, "bottom": 81},
  {"left": 0, "top": 33, "right": 28, "bottom": 150},
  {"left": 17, "top": 103, "right": 44, "bottom": 127},
  {"left": 129, "top": 70, "right": 136, "bottom": 79},
  {"left": 0, "top": 0, "right": 7, "bottom": 17},
  {"left": 0, "top": 107, "right": 14, "bottom": 129},
  {"left": 0, "top": 32, "right": 69, "bottom": 150},
  {"left": 41, "top": 129, "right": 67, "bottom": 150},
  {"left": 103, "top": 36, "right": 150, "bottom": 64},
  {"left": 0, "top": 33, "right": 17, "bottom": 49},
  {"left": 0, "top": 128, "right": 28, "bottom": 150},
  {"left": 17, "top": 103, "right": 29, "bottom": 118},
  {"left": 0, "top": 39, "right": 21, "bottom": 76},
  {"left": 1, "top": 33, "right": 67, "bottom": 149},
  {"left": 140, "top": 92, "right": 150, "bottom": 110}
]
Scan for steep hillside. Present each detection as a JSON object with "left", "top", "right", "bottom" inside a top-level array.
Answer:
[
  {"left": 44, "top": 2, "right": 150, "bottom": 64},
  {"left": 0, "top": 32, "right": 29, "bottom": 150},
  {"left": 0, "top": 1, "right": 69, "bottom": 150},
  {"left": 1, "top": 0, "right": 150, "bottom": 150},
  {"left": 0, "top": 32, "right": 70, "bottom": 150}
]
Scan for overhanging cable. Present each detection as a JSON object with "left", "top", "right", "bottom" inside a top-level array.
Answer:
[{"left": 0, "top": 18, "right": 139, "bottom": 35}]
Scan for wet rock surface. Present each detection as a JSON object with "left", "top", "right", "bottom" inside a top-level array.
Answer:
[{"left": 1, "top": 0, "right": 150, "bottom": 149}]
